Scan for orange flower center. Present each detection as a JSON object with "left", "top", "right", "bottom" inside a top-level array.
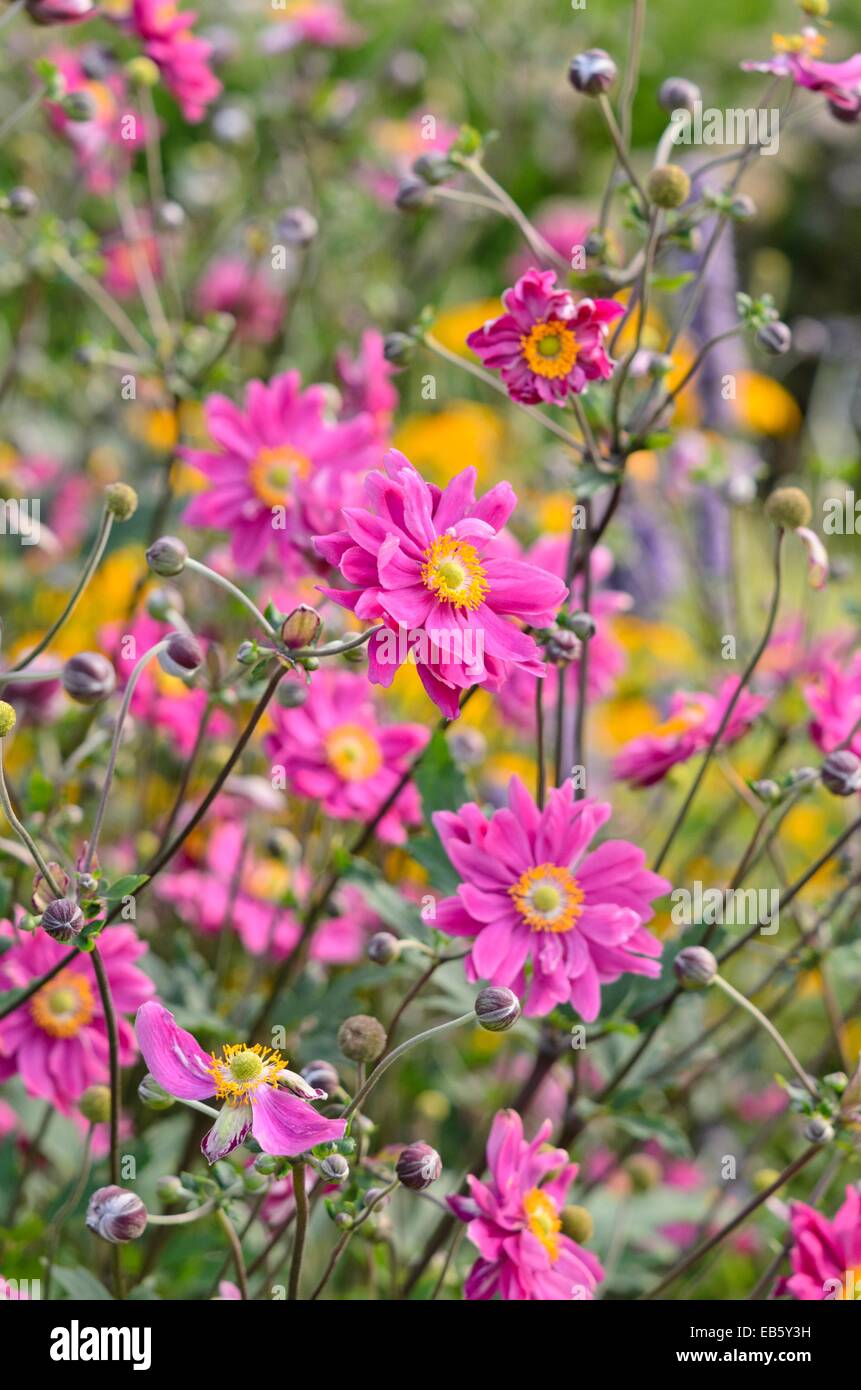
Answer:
[
  {"left": 324, "top": 723, "right": 383, "bottom": 781},
  {"left": 521, "top": 320, "right": 579, "bottom": 379},
  {"left": 31, "top": 969, "right": 95, "bottom": 1039},
  {"left": 208, "top": 1043, "right": 286, "bottom": 1106},
  {"left": 510, "top": 863, "right": 585, "bottom": 933},
  {"left": 249, "top": 445, "right": 311, "bottom": 508},
  {"left": 651, "top": 701, "right": 707, "bottom": 740},
  {"left": 421, "top": 534, "right": 488, "bottom": 610},
  {"left": 523, "top": 1186, "right": 562, "bottom": 1261},
  {"left": 772, "top": 30, "right": 826, "bottom": 58}
]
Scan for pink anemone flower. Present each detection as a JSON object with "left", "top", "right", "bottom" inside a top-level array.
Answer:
[
  {"left": 742, "top": 30, "right": 861, "bottom": 117},
  {"left": 314, "top": 450, "right": 568, "bottom": 720},
  {"left": 45, "top": 51, "right": 143, "bottom": 195},
  {"left": 135, "top": 1000, "right": 346, "bottom": 1162},
  {"left": 181, "top": 370, "right": 378, "bottom": 576},
  {"left": 433, "top": 776, "right": 669, "bottom": 1020},
  {"left": 805, "top": 652, "right": 861, "bottom": 759},
  {"left": 777, "top": 1185, "right": 861, "bottom": 1300},
  {"left": 129, "top": 1, "right": 221, "bottom": 123},
  {"left": 0, "top": 924, "right": 153, "bottom": 1114},
  {"left": 466, "top": 268, "right": 624, "bottom": 405},
  {"left": 613, "top": 676, "right": 768, "bottom": 788},
  {"left": 193, "top": 257, "right": 286, "bottom": 345},
  {"left": 264, "top": 669, "right": 428, "bottom": 844},
  {"left": 449, "top": 1109, "right": 604, "bottom": 1300},
  {"left": 263, "top": 1, "right": 364, "bottom": 55},
  {"left": 336, "top": 329, "right": 398, "bottom": 446}
]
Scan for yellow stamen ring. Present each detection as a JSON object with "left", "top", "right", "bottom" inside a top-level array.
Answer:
[{"left": 509, "top": 863, "right": 585, "bottom": 933}]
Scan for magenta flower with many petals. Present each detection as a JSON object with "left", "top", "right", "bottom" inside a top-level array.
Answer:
[
  {"left": 466, "top": 268, "right": 624, "bottom": 405},
  {"left": 0, "top": 924, "right": 153, "bottom": 1114},
  {"left": 264, "top": 669, "right": 428, "bottom": 844},
  {"left": 805, "top": 653, "right": 861, "bottom": 760},
  {"left": 448, "top": 1109, "right": 604, "bottom": 1300},
  {"left": 777, "top": 1185, "right": 861, "bottom": 1300},
  {"left": 433, "top": 777, "right": 669, "bottom": 1020},
  {"left": 613, "top": 676, "right": 768, "bottom": 788},
  {"left": 742, "top": 30, "right": 861, "bottom": 116},
  {"left": 193, "top": 257, "right": 286, "bottom": 344},
  {"left": 129, "top": 1, "right": 221, "bottom": 123},
  {"left": 181, "top": 371, "right": 378, "bottom": 575},
  {"left": 135, "top": 1001, "right": 346, "bottom": 1163},
  {"left": 314, "top": 450, "right": 568, "bottom": 719}
]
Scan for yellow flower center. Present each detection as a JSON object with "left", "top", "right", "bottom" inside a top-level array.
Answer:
[
  {"left": 510, "top": 863, "right": 585, "bottom": 933},
  {"left": 324, "top": 723, "right": 383, "bottom": 781},
  {"left": 523, "top": 1186, "right": 562, "bottom": 1262},
  {"left": 421, "top": 534, "right": 489, "bottom": 610},
  {"left": 249, "top": 445, "right": 311, "bottom": 508},
  {"left": 521, "top": 320, "right": 579, "bottom": 379},
  {"left": 31, "top": 970, "right": 95, "bottom": 1039},
  {"left": 208, "top": 1042, "right": 286, "bottom": 1106},
  {"left": 772, "top": 30, "right": 826, "bottom": 57}
]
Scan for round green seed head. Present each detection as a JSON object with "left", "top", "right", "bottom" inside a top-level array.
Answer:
[
  {"left": 764, "top": 486, "right": 811, "bottom": 530},
  {"left": 646, "top": 164, "right": 691, "bottom": 209},
  {"left": 104, "top": 482, "right": 138, "bottom": 522},
  {"left": 0, "top": 702, "right": 17, "bottom": 737},
  {"left": 79, "top": 1085, "right": 111, "bottom": 1125},
  {"left": 560, "top": 1205, "right": 594, "bottom": 1244}
]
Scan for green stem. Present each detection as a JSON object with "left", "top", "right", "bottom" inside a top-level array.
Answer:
[
  {"left": 0, "top": 743, "right": 63, "bottom": 893},
  {"left": 712, "top": 973, "right": 817, "bottom": 1098},
  {"left": 343, "top": 1012, "right": 474, "bottom": 1121},
  {"left": 309, "top": 1180, "right": 398, "bottom": 1300},
  {"left": 184, "top": 558, "right": 277, "bottom": 638},
  {"left": 287, "top": 1162, "right": 308, "bottom": 1300},
  {"left": 217, "top": 1207, "right": 249, "bottom": 1300}
]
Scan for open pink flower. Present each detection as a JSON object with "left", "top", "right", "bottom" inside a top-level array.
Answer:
[
  {"left": 805, "top": 652, "right": 861, "bottom": 759},
  {"left": 433, "top": 776, "right": 668, "bottom": 1020},
  {"left": 498, "top": 538, "right": 630, "bottom": 732},
  {"left": 193, "top": 257, "right": 286, "bottom": 344},
  {"left": 742, "top": 30, "right": 861, "bottom": 116},
  {"left": 135, "top": 1000, "right": 346, "bottom": 1162},
  {"left": 777, "top": 1185, "right": 861, "bottom": 1300},
  {"left": 129, "top": 0, "right": 221, "bottom": 122},
  {"left": 466, "top": 269, "right": 624, "bottom": 405},
  {"left": 449, "top": 1109, "right": 604, "bottom": 1300},
  {"left": 0, "top": 924, "right": 153, "bottom": 1114},
  {"left": 613, "top": 676, "right": 768, "bottom": 788},
  {"left": 314, "top": 451, "right": 568, "bottom": 719},
  {"left": 264, "top": 669, "right": 428, "bottom": 844},
  {"left": 181, "top": 371, "right": 378, "bottom": 575}
]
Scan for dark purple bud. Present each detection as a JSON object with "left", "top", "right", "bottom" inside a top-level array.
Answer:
[
  {"left": 568, "top": 49, "right": 617, "bottom": 96},
  {"left": 7, "top": 186, "right": 38, "bottom": 217},
  {"left": 382, "top": 332, "right": 415, "bottom": 367},
  {"left": 821, "top": 749, "right": 861, "bottom": 797},
  {"left": 319, "top": 1154, "right": 350, "bottom": 1183},
  {"left": 301, "top": 1059, "right": 339, "bottom": 1095},
  {"left": 367, "top": 932, "right": 401, "bottom": 965},
  {"left": 395, "top": 178, "right": 431, "bottom": 211},
  {"left": 475, "top": 985, "right": 521, "bottom": 1032},
  {"left": 756, "top": 321, "right": 792, "bottom": 356},
  {"left": 673, "top": 946, "right": 718, "bottom": 990},
  {"left": 658, "top": 77, "right": 701, "bottom": 112},
  {"left": 41, "top": 897, "right": 84, "bottom": 943},
  {"left": 396, "top": 1142, "right": 442, "bottom": 1190},
  {"left": 159, "top": 632, "right": 203, "bottom": 680},
  {"left": 86, "top": 1186, "right": 148, "bottom": 1243},
  {"left": 62, "top": 652, "right": 116, "bottom": 706}
]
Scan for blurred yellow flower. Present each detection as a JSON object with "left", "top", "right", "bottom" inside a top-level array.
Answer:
[
  {"left": 432, "top": 299, "right": 502, "bottom": 356},
  {"left": 394, "top": 401, "right": 505, "bottom": 487},
  {"left": 736, "top": 372, "right": 801, "bottom": 436}
]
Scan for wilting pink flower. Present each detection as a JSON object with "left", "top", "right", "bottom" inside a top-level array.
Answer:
[
  {"left": 129, "top": 0, "right": 221, "bottom": 122},
  {"left": 466, "top": 269, "right": 624, "bottom": 405},
  {"left": 263, "top": 0, "right": 364, "bottom": 55},
  {"left": 777, "top": 1185, "right": 861, "bottom": 1300},
  {"left": 613, "top": 676, "right": 768, "bottom": 788},
  {"left": 805, "top": 652, "right": 861, "bottom": 758},
  {"left": 498, "top": 539, "right": 630, "bottom": 732},
  {"left": 743, "top": 30, "right": 861, "bottom": 116},
  {"left": 315, "top": 451, "right": 568, "bottom": 719},
  {"left": 433, "top": 776, "right": 668, "bottom": 1019},
  {"left": 193, "top": 257, "right": 286, "bottom": 344},
  {"left": 0, "top": 924, "right": 153, "bottom": 1114},
  {"left": 264, "top": 669, "right": 428, "bottom": 844},
  {"left": 181, "top": 371, "right": 377, "bottom": 575},
  {"left": 135, "top": 1000, "right": 346, "bottom": 1162},
  {"left": 449, "top": 1109, "right": 604, "bottom": 1300},
  {"left": 336, "top": 329, "right": 397, "bottom": 445},
  {"left": 45, "top": 51, "right": 143, "bottom": 195},
  {"left": 509, "top": 200, "right": 595, "bottom": 279}
]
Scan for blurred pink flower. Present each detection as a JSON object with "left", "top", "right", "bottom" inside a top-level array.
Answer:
[
  {"left": 315, "top": 450, "right": 567, "bottom": 719},
  {"left": 0, "top": 924, "right": 153, "bottom": 1114},
  {"left": 102, "top": 226, "right": 162, "bottom": 301},
  {"left": 264, "top": 669, "right": 428, "bottom": 845},
  {"left": 466, "top": 269, "right": 624, "bottom": 405},
  {"left": 45, "top": 51, "right": 143, "bottom": 195},
  {"left": 194, "top": 257, "right": 286, "bottom": 344},
  {"left": 129, "top": 0, "right": 221, "bottom": 122},
  {"left": 805, "top": 652, "right": 861, "bottom": 758},
  {"left": 336, "top": 329, "right": 397, "bottom": 446},
  {"left": 449, "top": 1108, "right": 604, "bottom": 1300},
  {"left": 508, "top": 200, "right": 594, "bottom": 279},
  {"left": 263, "top": 1, "right": 364, "bottom": 55},
  {"left": 742, "top": 30, "right": 861, "bottom": 116},
  {"left": 181, "top": 371, "right": 378, "bottom": 576},
  {"left": 433, "top": 776, "right": 668, "bottom": 1020},
  {"left": 777, "top": 1185, "right": 861, "bottom": 1300},
  {"left": 613, "top": 676, "right": 768, "bottom": 788}
]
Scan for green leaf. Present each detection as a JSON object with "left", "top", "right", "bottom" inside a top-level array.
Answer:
[
  {"left": 26, "top": 769, "right": 54, "bottom": 814},
  {"left": 413, "top": 729, "right": 467, "bottom": 821},
  {"left": 52, "top": 1266, "right": 114, "bottom": 1301},
  {"left": 102, "top": 873, "right": 149, "bottom": 901},
  {"left": 407, "top": 833, "right": 460, "bottom": 897},
  {"left": 649, "top": 272, "right": 694, "bottom": 292}
]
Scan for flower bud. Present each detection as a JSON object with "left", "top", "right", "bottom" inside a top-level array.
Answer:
[
  {"left": 0, "top": 701, "right": 16, "bottom": 737},
  {"left": 78, "top": 1084, "right": 111, "bottom": 1125},
  {"left": 568, "top": 611, "right": 597, "bottom": 641},
  {"left": 63, "top": 89, "right": 97, "bottom": 121},
  {"left": 158, "top": 632, "right": 203, "bottom": 680},
  {"left": 729, "top": 194, "right": 756, "bottom": 222},
  {"left": 803, "top": 1116, "right": 834, "bottom": 1145},
  {"left": 146, "top": 535, "right": 188, "bottom": 576},
  {"left": 646, "top": 164, "right": 691, "bottom": 209},
  {"left": 146, "top": 585, "right": 184, "bottom": 622},
  {"left": 673, "top": 945, "right": 718, "bottom": 990},
  {"left": 756, "top": 321, "right": 792, "bottom": 356},
  {"left": 383, "top": 332, "right": 415, "bottom": 367},
  {"left": 156, "top": 1175, "right": 186, "bottom": 1203},
  {"left": 104, "top": 481, "right": 138, "bottom": 521},
  {"left": 560, "top": 1204, "right": 594, "bottom": 1243},
  {"left": 363, "top": 1186, "right": 390, "bottom": 1212},
  {"left": 26, "top": 0, "right": 94, "bottom": 24},
  {"left": 157, "top": 199, "right": 186, "bottom": 230},
  {"left": 62, "top": 652, "right": 116, "bottom": 705},
  {"left": 319, "top": 1154, "right": 350, "bottom": 1184},
  {"left": 821, "top": 749, "right": 861, "bottom": 797},
  {"left": 413, "top": 153, "right": 454, "bottom": 185},
  {"left": 367, "top": 932, "right": 401, "bottom": 965},
  {"left": 625, "top": 1153, "right": 663, "bottom": 1192},
  {"left": 475, "top": 985, "right": 521, "bottom": 1032},
  {"left": 280, "top": 605, "right": 322, "bottom": 650},
  {"left": 764, "top": 486, "right": 811, "bottom": 530},
  {"left": 138, "top": 1073, "right": 175, "bottom": 1111},
  {"left": 584, "top": 230, "right": 607, "bottom": 259},
  {"left": 658, "top": 77, "right": 701, "bottom": 112},
  {"left": 125, "top": 55, "right": 160, "bottom": 88},
  {"left": 546, "top": 628, "right": 580, "bottom": 664},
  {"left": 41, "top": 897, "right": 84, "bottom": 943},
  {"left": 751, "top": 778, "right": 782, "bottom": 804},
  {"left": 7, "top": 186, "right": 38, "bottom": 217},
  {"left": 396, "top": 1141, "right": 442, "bottom": 1190},
  {"left": 395, "top": 177, "right": 431, "bottom": 211},
  {"left": 86, "top": 1186, "right": 148, "bottom": 1243},
  {"left": 337, "top": 1014, "right": 387, "bottom": 1064},
  {"left": 301, "top": 1059, "right": 339, "bottom": 1095},
  {"left": 824, "top": 1071, "right": 848, "bottom": 1094},
  {"left": 277, "top": 207, "right": 319, "bottom": 247},
  {"left": 276, "top": 674, "right": 310, "bottom": 708},
  {"left": 568, "top": 49, "right": 617, "bottom": 96}
]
